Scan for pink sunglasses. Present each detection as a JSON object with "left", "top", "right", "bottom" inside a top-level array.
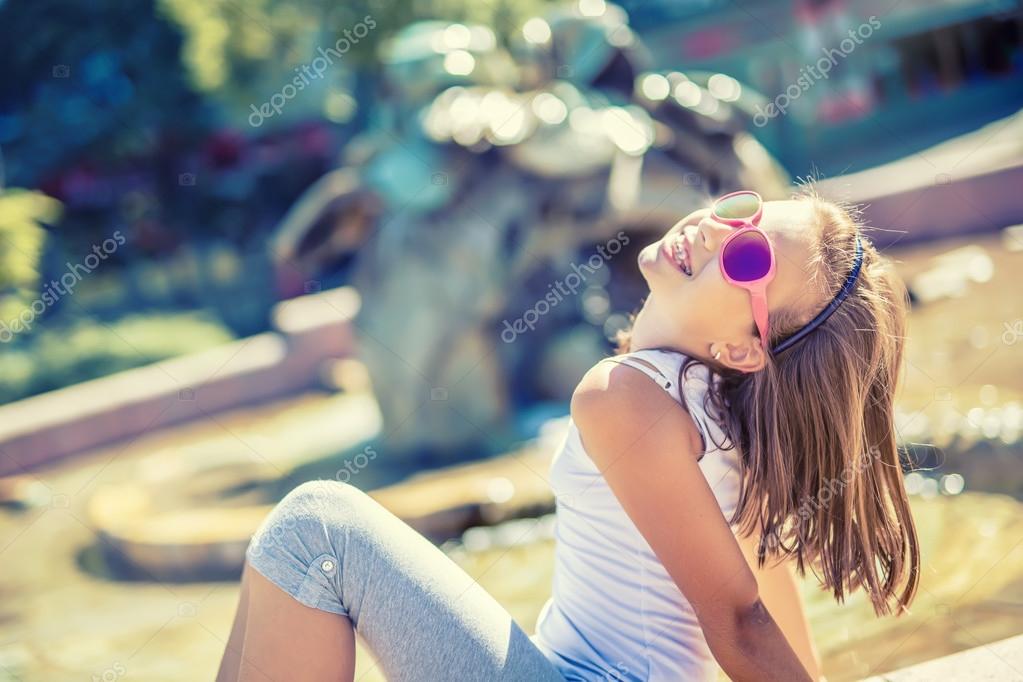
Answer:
[{"left": 711, "top": 190, "right": 775, "bottom": 349}]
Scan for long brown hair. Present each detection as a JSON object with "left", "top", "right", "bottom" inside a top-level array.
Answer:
[{"left": 623, "top": 187, "right": 920, "bottom": 616}]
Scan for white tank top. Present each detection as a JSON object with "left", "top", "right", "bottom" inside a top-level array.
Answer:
[{"left": 533, "top": 349, "right": 742, "bottom": 681}]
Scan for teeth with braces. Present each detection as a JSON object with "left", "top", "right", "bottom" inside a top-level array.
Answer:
[{"left": 672, "top": 237, "right": 691, "bottom": 276}]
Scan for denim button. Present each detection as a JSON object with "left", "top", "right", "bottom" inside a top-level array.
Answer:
[{"left": 320, "top": 559, "right": 336, "bottom": 572}]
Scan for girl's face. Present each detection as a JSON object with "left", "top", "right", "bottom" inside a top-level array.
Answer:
[{"left": 637, "top": 199, "right": 822, "bottom": 370}]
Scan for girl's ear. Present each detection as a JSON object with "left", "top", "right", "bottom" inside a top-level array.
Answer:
[{"left": 710, "top": 340, "right": 766, "bottom": 373}]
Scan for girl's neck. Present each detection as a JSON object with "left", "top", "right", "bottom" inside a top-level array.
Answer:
[{"left": 628, "top": 294, "right": 706, "bottom": 359}]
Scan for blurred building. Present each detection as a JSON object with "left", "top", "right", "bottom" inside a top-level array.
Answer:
[{"left": 624, "top": 0, "right": 1023, "bottom": 173}]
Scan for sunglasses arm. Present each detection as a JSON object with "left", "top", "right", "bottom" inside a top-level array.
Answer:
[{"left": 749, "top": 286, "right": 770, "bottom": 350}]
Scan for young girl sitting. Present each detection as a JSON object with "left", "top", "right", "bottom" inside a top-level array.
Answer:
[{"left": 219, "top": 187, "right": 919, "bottom": 682}]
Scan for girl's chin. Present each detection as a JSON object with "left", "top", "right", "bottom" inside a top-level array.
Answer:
[
  {"left": 638, "top": 240, "right": 685, "bottom": 280},
  {"left": 637, "top": 243, "right": 660, "bottom": 272}
]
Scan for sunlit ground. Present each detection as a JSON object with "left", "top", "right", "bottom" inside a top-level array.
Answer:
[{"left": 1, "top": 231, "right": 1021, "bottom": 681}]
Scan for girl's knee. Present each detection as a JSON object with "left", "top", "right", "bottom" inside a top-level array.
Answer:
[
  {"left": 244, "top": 481, "right": 370, "bottom": 616},
  {"left": 247, "top": 481, "right": 366, "bottom": 563},
  {"left": 281, "top": 479, "right": 365, "bottom": 517}
]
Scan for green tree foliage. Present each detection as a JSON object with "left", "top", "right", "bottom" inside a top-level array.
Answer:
[
  {"left": 0, "top": 189, "right": 60, "bottom": 325},
  {"left": 0, "top": 0, "right": 208, "bottom": 188},
  {"left": 158, "top": 0, "right": 554, "bottom": 125}
]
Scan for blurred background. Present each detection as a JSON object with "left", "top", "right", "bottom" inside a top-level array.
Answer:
[{"left": 1, "top": 0, "right": 1022, "bottom": 679}]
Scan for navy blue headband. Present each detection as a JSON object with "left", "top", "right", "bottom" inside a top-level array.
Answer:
[{"left": 772, "top": 235, "right": 863, "bottom": 354}]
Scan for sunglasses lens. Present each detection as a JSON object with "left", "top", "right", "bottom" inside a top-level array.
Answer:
[
  {"left": 722, "top": 230, "right": 772, "bottom": 282},
  {"left": 714, "top": 192, "right": 760, "bottom": 220}
]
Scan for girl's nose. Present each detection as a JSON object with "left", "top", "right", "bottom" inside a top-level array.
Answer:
[{"left": 696, "top": 217, "right": 734, "bottom": 253}]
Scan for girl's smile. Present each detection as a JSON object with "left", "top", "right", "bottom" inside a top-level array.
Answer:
[
  {"left": 634, "top": 200, "right": 823, "bottom": 369},
  {"left": 655, "top": 224, "right": 695, "bottom": 277}
]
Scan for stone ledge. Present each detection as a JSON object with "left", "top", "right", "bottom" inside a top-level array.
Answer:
[
  {"left": 861, "top": 634, "right": 1023, "bottom": 681},
  {"left": 0, "top": 287, "right": 359, "bottom": 476}
]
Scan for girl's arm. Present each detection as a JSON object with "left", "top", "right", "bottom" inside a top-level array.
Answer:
[
  {"left": 572, "top": 362, "right": 813, "bottom": 682},
  {"left": 736, "top": 532, "right": 822, "bottom": 679}
]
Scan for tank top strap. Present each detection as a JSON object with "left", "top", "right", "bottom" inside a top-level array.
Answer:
[
  {"left": 603, "top": 349, "right": 726, "bottom": 455},
  {"left": 600, "top": 352, "right": 675, "bottom": 393}
]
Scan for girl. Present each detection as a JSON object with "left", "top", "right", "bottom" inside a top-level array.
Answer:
[{"left": 218, "top": 187, "right": 919, "bottom": 681}]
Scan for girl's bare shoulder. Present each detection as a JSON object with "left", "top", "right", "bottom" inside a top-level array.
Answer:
[{"left": 571, "top": 359, "right": 702, "bottom": 467}]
